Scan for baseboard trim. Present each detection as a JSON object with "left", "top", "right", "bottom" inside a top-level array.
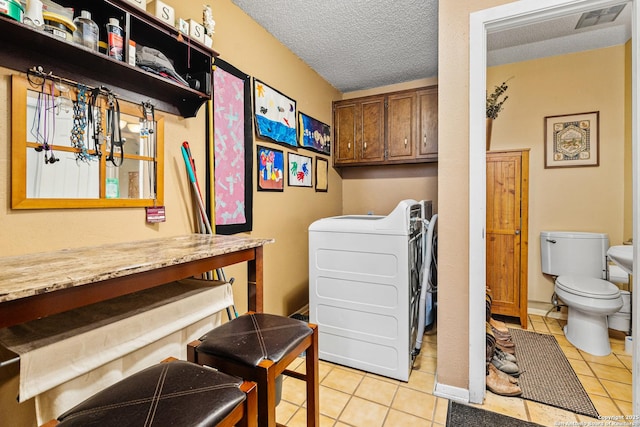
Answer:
[
  {"left": 433, "top": 379, "right": 470, "bottom": 403},
  {"left": 527, "top": 305, "right": 567, "bottom": 320}
]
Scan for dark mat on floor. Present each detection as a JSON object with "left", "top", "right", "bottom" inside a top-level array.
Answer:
[
  {"left": 509, "top": 328, "right": 599, "bottom": 418},
  {"left": 446, "top": 401, "right": 544, "bottom": 426}
]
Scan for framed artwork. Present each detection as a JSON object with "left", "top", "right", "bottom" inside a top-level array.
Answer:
[
  {"left": 287, "top": 152, "right": 312, "bottom": 187},
  {"left": 298, "top": 112, "right": 331, "bottom": 155},
  {"left": 207, "top": 58, "right": 253, "bottom": 234},
  {"left": 544, "top": 111, "right": 599, "bottom": 168},
  {"left": 315, "top": 156, "right": 328, "bottom": 192},
  {"left": 253, "top": 79, "right": 297, "bottom": 147},
  {"left": 257, "top": 145, "right": 284, "bottom": 191}
]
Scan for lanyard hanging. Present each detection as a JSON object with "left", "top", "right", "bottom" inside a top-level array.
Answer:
[{"left": 106, "top": 92, "right": 125, "bottom": 167}]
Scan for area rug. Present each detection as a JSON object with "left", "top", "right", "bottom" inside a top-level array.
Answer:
[
  {"left": 509, "top": 328, "right": 599, "bottom": 418},
  {"left": 446, "top": 401, "right": 544, "bottom": 427}
]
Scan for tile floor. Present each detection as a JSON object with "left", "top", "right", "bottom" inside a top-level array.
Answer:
[{"left": 278, "top": 315, "right": 632, "bottom": 426}]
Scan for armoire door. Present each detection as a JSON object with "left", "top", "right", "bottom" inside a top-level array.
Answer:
[{"left": 486, "top": 150, "right": 529, "bottom": 328}]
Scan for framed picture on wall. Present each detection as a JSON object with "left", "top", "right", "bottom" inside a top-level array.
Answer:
[
  {"left": 315, "top": 156, "right": 328, "bottom": 192},
  {"left": 544, "top": 111, "right": 599, "bottom": 168},
  {"left": 298, "top": 112, "right": 331, "bottom": 155},
  {"left": 253, "top": 79, "right": 297, "bottom": 147},
  {"left": 257, "top": 145, "right": 284, "bottom": 191},
  {"left": 287, "top": 152, "right": 312, "bottom": 187}
]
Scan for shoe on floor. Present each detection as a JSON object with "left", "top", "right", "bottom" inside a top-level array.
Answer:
[
  {"left": 491, "top": 326, "right": 513, "bottom": 340},
  {"left": 496, "top": 341, "right": 515, "bottom": 355},
  {"left": 495, "top": 347, "right": 517, "bottom": 363},
  {"left": 491, "top": 355, "right": 520, "bottom": 375},
  {"left": 486, "top": 364, "right": 522, "bottom": 396},
  {"left": 488, "top": 363, "right": 518, "bottom": 385},
  {"left": 489, "top": 317, "right": 510, "bottom": 334}
]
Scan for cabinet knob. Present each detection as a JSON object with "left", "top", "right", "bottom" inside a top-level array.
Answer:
[
  {"left": 348, "top": 142, "right": 351, "bottom": 149},
  {"left": 515, "top": 230, "right": 521, "bottom": 235},
  {"left": 423, "top": 135, "right": 427, "bottom": 145},
  {"left": 404, "top": 138, "right": 407, "bottom": 147},
  {"left": 364, "top": 141, "right": 367, "bottom": 150}
]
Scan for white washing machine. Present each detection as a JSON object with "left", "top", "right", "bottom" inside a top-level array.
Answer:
[{"left": 308, "top": 200, "right": 425, "bottom": 381}]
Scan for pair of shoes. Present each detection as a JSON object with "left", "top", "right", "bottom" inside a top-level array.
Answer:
[
  {"left": 489, "top": 317, "right": 509, "bottom": 334},
  {"left": 495, "top": 347, "right": 517, "bottom": 363},
  {"left": 491, "top": 325, "right": 512, "bottom": 341},
  {"left": 496, "top": 341, "right": 515, "bottom": 355},
  {"left": 491, "top": 354, "right": 519, "bottom": 375},
  {"left": 486, "top": 364, "right": 522, "bottom": 396},
  {"left": 488, "top": 363, "right": 517, "bottom": 385}
]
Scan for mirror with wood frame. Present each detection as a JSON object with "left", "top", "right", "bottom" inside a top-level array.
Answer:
[{"left": 11, "top": 74, "right": 164, "bottom": 209}]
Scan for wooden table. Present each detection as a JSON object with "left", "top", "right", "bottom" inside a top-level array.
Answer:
[{"left": 0, "top": 234, "right": 273, "bottom": 328}]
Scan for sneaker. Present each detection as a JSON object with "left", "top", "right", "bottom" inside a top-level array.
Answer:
[
  {"left": 492, "top": 354, "right": 520, "bottom": 375},
  {"left": 495, "top": 347, "right": 517, "bottom": 363}
]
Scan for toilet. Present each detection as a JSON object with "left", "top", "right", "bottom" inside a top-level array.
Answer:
[{"left": 540, "top": 231, "right": 623, "bottom": 356}]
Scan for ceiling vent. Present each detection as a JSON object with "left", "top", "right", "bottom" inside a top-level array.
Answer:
[{"left": 575, "top": 4, "right": 626, "bottom": 29}]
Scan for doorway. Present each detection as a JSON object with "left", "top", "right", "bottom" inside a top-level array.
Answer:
[{"left": 468, "top": 0, "right": 638, "bottom": 411}]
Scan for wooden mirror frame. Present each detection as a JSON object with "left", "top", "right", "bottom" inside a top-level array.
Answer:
[{"left": 11, "top": 74, "right": 164, "bottom": 209}]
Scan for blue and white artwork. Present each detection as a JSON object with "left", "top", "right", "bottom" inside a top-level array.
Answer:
[
  {"left": 254, "top": 79, "right": 297, "bottom": 147},
  {"left": 298, "top": 112, "right": 331, "bottom": 155}
]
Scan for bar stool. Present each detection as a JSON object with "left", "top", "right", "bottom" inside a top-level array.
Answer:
[
  {"left": 187, "top": 312, "right": 319, "bottom": 427},
  {"left": 41, "top": 360, "right": 257, "bottom": 427}
]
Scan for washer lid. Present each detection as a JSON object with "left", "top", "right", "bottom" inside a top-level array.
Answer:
[{"left": 556, "top": 275, "right": 621, "bottom": 298}]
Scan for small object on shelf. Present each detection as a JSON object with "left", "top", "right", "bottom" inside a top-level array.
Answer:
[
  {"left": 106, "top": 17, "right": 124, "bottom": 61},
  {"left": 0, "top": 0, "right": 24, "bottom": 22},
  {"left": 124, "top": 0, "right": 145, "bottom": 10},
  {"left": 23, "top": 0, "right": 43, "bottom": 28},
  {"left": 147, "top": 0, "right": 174, "bottom": 26},
  {"left": 177, "top": 17, "right": 188, "bottom": 34},
  {"left": 98, "top": 40, "right": 108, "bottom": 55},
  {"left": 72, "top": 10, "right": 99, "bottom": 52},
  {"left": 188, "top": 18, "right": 205, "bottom": 43},
  {"left": 128, "top": 39, "right": 136, "bottom": 66}
]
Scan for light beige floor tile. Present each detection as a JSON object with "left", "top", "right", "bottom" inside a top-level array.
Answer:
[
  {"left": 589, "top": 363, "right": 632, "bottom": 384},
  {"left": 614, "top": 399, "right": 633, "bottom": 416},
  {"left": 578, "top": 374, "right": 608, "bottom": 397},
  {"left": 530, "top": 321, "right": 549, "bottom": 333},
  {"left": 354, "top": 376, "right": 399, "bottom": 406},
  {"left": 335, "top": 423, "right": 351, "bottom": 427},
  {"left": 383, "top": 408, "right": 429, "bottom": 426},
  {"left": 421, "top": 343, "right": 437, "bottom": 358},
  {"left": 364, "top": 372, "right": 401, "bottom": 386},
  {"left": 322, "top": 367, "right": 364, "bottom": 394},
  {"left": 477, "top": 391, "right": 528, "bottom": 420},
  {"left": 581, "top": 352, "right": 626, "bottom": 368},
  {"left": 282, "top": 375, "right": 309, "bottom": 405},
  {"left": 590, "top": 394, "right": 624, "bottom": 417},
  {"left": 287, "top": 356, "right": 305, "bottom": 371},
  {"left": 339, "top": 396, "right": 389, "bottom": 427},
  {"left": 405, "top": 369, "right": 435, "bottom": 393},
  {"left": 560, "top": 345, "right": 584, "bottom": 361},
  {"left": 432, "top": 397, "right": 449, "bottom": 425},
  {"left": 287, "top": 407, "right": 335, "bottom": 427},
  {"left": 617, "top": 354, "right": 633, "bottom": 370},
  {"left": 391, "top": 387, "right": 436, "bottom": 419},
  {"left": 318, "top": 385, "right": 351, "bottom": 419},
  {"left": 568, "top": 358, "right": 593, "bottom": 376},
  {"left": 413, "top": 355, "right": 437, "bottom": 374},
  {"left": 529, "top": 314, "right": 544, "bottom": 323},
  {"left": 554, "top": 334, "right": 574, "bottom": 348},
  {"left": 526, "top": 400, "right": 579, "bottom": 425},
  {"left": 600, "top": 379, "right": 632, "bottom": 402},
  {"left": 276, "top": 400, "right": 300, "bottom": 425}
]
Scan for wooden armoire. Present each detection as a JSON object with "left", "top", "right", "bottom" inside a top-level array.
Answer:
[{"left": 486, "top": 149, "right": 530, "bottom": 328}]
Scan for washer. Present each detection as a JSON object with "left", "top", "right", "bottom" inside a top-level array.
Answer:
[{"left": 308, "top": 199, "right": 424, "bottom": 381}]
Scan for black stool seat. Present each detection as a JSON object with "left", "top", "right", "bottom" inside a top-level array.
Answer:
[
  {"left": 196, "top": 313, "right": 313, "bottom": 366},
  {"left": 56, "top": 361, "right": 246, "bottom": 427}
]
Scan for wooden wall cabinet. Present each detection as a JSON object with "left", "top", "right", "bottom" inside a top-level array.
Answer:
[
  {"left": 0, "top": 0, "right": 217, "bottom": 117},
  {"left": 333, "top": 85, "right": 438, "bottom": 167},
  {"left": 486, "top": 149, "right": 530, "bottom": 328}
]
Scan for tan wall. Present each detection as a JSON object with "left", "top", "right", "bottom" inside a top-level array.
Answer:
[
  {"left": 624, "top": 40, "right": 633, "bottom": 241},
  {"left": 340, "top": 78, "right": 439, "bottom": 215},
  {"left": 437, "top": 0, "right": 512, "bottom": 392},
  {"left": 0, "top": 1, "right": 341, "bottom": 423},
  {"left": 487, "top": 45, "right": 627, "bottom": 303}
]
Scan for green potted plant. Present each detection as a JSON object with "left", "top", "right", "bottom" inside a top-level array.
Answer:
[{"left": 486, "top": 80, "right": 510, "bottom": 151}]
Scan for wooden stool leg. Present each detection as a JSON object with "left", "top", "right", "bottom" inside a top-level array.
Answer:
[
  {"left": 306, "top": 324, "right": 319, "bottom": 427},
  {"left": 255, "top": 361, "right": 277, "bottom": 427},
  {"left": 238, "top": 381, "right": 258, "bottom": 427}
]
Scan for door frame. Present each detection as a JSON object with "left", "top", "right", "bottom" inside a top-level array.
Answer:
[{"left": 468, "top": 0, "right": 638, "bottom": 408}]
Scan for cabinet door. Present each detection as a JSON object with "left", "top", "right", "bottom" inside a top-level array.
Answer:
[
  {"left": 486, "top": 152, "right": 526, "bottom": 325},
  {"left": 359, "top": 97, "right": 385, "bottom": 163},
  {"left": 386, "top": 92, "right": 417, "bottom": 161},
  {"left": 417, "top": 87, "right": 438, "bottom": 159},
  {"left": 334, "top": 102, "right": 358, "bottom": 164}
]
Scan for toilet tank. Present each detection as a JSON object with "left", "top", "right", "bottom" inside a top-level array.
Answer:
[{"left": 540, "top": 231, "right": 608, "bottom": 279}]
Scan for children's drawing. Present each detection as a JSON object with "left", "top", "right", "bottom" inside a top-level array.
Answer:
[
  {"left": 257, "top": 145, "right": 284, "bottom": 191},
  {"left": 287, "top": 152, "right": 312, "bottom": 187},
  {"left": 254, "top": 79, "right": 297, "bottom": 147}
]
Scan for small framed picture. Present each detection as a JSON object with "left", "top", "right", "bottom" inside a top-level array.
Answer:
[
  {"left": 257, "top": 145, "right": 284, "bottom": 191},
  {"left": 544, "top": 111, "right": 599, "bottom": 168},
  {"left": 315, "top": 156, "right": 328, "bottom": 192},
  {"left": 287, "top": 152, "right": 312, "bottom": 187},
  {"left": 253, "top": 79, "right": 297, "bottom": 147},
  {"left": 298, "top": 111, "right": 331, "bottom": 155}
]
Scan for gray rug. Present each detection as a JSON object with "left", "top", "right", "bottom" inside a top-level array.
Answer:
[
  {"left": 509, "top": 328, "right": 599, "bottom": 418},
  {"left": 447, "top": 401, "right": 544, "bottom": 427}
]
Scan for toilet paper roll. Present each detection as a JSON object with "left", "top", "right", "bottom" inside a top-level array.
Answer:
[{"left": 609, "top": 264, "right": 629, "bottom": 285}]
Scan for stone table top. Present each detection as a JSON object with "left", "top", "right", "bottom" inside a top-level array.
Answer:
[{"left": 0, "top": 234, "right": 274, "bottom": 303}]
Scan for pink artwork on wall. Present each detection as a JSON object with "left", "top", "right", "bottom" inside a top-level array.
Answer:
[{"left": 214, "top": 66, "right": 246, "bottom": 226}]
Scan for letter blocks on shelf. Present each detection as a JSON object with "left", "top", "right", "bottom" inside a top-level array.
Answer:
[{"left": 147, "top": 0, "right": 174, "bottom": 27}]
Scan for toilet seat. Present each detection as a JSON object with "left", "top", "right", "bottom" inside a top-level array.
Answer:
[{"left": 556, "top": 275, "right": 621, "bottom": 299}]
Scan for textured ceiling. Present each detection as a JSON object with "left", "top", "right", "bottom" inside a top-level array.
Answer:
[{"left": 232, "top": 0, "right": 630, "bottom": 93}]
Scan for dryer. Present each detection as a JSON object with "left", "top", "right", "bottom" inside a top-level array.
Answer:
[{"left": 308, "top": 199, "right": 425, "bottom": 381}]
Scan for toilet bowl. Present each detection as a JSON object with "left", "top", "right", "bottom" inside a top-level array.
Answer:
[
  {"left": 554, "top": 275, "right": 623, "bottom": 356},
  {"left": 540, "top": 231, "right": 623, "bottom": 356}
]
